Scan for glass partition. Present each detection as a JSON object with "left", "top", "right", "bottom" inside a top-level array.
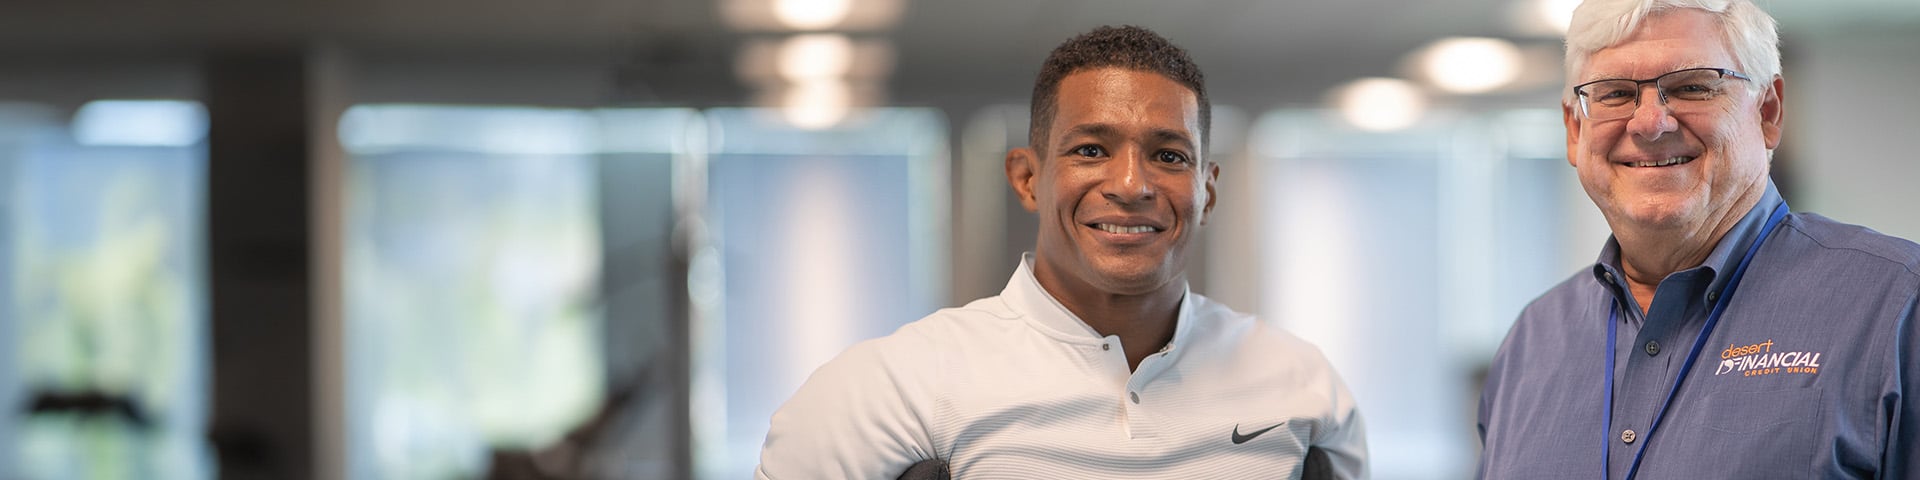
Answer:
[
  {"left": 1, "top": 100, "right": 213, "bottom": 479},
  {"left": 338, "top": 105, "right": 701, "bottom": 478},
  {"left": 693, "top": 108, "right": 948, "bottom": 479},
  {"left": 1250, "top": 108, "right": 1601, "bottom": 479}
]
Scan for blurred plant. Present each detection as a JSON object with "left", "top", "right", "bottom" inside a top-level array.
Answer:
[
  {"left": 13, "top": 160, "right": 203, "bottom": 479},
  {"left": 346, "top": 154, "right": 604, "bottom": 479}
]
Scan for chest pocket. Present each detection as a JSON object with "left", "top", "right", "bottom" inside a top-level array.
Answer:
[{"left": 1643, "top": 387, "right": 1822, "bottom": 479}]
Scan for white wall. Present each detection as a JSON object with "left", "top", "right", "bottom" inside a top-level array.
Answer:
[{"left": 1788, "top": 31, "right": 1920, "bottom": 241}]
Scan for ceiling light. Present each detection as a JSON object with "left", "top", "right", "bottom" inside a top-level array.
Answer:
[
  {"left": 777, "top": 34, "right": 855, "bottom": 82},
  {"left": 1537, "top": 0, "right": 1580, "bottom": 35},
  {"left": 782, "top": 80, "right": 852, "bottom": 129},
  {"left": 72, "top": 100, "right": 208, "bottom": 147},
  {"left": 1334, "top": 78, "right": 1426, "bottom": 132},
  {"left": 722, "top": 0, "right": 903, "bottom": 32},
  {"left": 1508, "top": 0, "right": 1580, "bottom": 37},
  {"left": 775, "top": 0, "right": 852, "bottom": 30},
  {"left": 1419, "top": 37, "right": 1523, "bottom": 94}
]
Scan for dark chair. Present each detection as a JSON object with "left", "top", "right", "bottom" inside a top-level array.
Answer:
[
  {"left": 896, "top": 446, "right": 1332, "bottom": 479},
  {"left": 896, "top": 459, "right": 950, "bottom": 480},
  {"left": 1300, "top": 446, "right": 1333, "bottom": 480}
]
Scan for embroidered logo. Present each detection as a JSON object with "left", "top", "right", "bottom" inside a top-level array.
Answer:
[
  {"left": 1231, "top": 421, "right": 1285, "bottom": 444},
  {"left": 1713, "top": 339, "right": 1822, "bottom": 377}
]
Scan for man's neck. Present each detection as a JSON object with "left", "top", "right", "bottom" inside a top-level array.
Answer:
[
  {"left": 1612, "top": 189, "right": 1765, "bottom": 315},
  {"left": 1030, "top": 261, "right": 1183, "bottom": 372},
  {"left": 1618, "top": 241, "right": 1711, "bottom": 315}
]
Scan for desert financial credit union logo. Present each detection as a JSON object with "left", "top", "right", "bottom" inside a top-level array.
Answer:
[{"left": 1714, "top": 339, "right": 1822, "bottom": 377}]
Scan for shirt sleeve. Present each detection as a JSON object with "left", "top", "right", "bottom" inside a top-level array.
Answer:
[
  {"left": 1312, "top": 365, "right": 1369, "bottom": 479},
  {"left": 1477, "top": 321, "right": 1514, "bottom": 480},
  {"left": 1886, "top": 287, "right": 1919, "bottom": 479},
  {"left": 756, "top": 337, "right": 938, "bottom": 480}
]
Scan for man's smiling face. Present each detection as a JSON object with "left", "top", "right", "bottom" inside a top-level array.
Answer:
[
  {"left": 1017, "top": 66, "right": 1215, "bottom": 296},
  {"left": 1564, "top": 9, "right": 1784, "bottom": 233}
]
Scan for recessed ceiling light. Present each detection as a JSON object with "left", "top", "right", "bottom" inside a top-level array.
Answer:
[
  {"left": 778, "top": 34, "right": 855, "bottom": 82},
  {"left": 783, "top": 80, "right": 852, "bottom": 129},
  {"left": 1419, "top": 37, "right": 1523, "bottom": 94},
  {"left": 1334, "top": 78, "right": 1426, "bottom": 131},
  {"left": 775, "top": 0, "right": 852, "bottom": 30}
]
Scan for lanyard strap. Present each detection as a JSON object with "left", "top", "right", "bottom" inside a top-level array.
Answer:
[{"left": 1601, "top": 202, "right": 1790, "bottom": 480}]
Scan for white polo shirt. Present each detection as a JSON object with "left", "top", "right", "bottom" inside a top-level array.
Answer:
[{"left": 757, "top": 256, "right": 1368, "bottom": 479}]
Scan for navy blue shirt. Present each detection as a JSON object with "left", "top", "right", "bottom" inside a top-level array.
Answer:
[{"left": 1479, "top": 182, "right": 1920, "bottom": 479}]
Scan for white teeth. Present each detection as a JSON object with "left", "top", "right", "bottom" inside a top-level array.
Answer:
[
  {"left": 1096, "top": 224, "right": 1156, "bottom": 234},
  {"left": 1631, "top": 156, "right": 1694, "bottom": 167}
]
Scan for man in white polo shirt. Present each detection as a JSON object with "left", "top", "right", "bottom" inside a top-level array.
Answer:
[{"left": 756, "top": 25, "right": 1368, "bottom": 479}]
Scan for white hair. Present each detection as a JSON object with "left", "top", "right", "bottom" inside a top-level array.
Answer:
[{"left": 1563, "top": 0, "right": 1781, "bottom": 104}]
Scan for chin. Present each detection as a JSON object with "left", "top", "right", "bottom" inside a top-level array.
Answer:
[
  {"left": 1614, "top": 198, "right": 1705, "bottom": 230},
  {"left": 1087, "top": 257, "right": 1176, "bottom": 294}
]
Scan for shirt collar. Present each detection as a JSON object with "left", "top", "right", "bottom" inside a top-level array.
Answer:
[
  {"left": 1591, "top": 180, "right": 1786, "bottom": 299},
  {"left": 1002, "top": 253, "right": 1196, "bottom": 349}
]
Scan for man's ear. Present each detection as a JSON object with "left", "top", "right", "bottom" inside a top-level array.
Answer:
[
  {"left": 1562, "top": 102, "right": 1582, "bottom": 168},
  {"left": 1760, "top": 75, "right": 1786, "bottom": 150},
  {"left": 1005, "top": 147, "right": 1041, "bottom": 212},
  {"left": 1200, "top": 161, "right": 1219, "bottom": 225}
]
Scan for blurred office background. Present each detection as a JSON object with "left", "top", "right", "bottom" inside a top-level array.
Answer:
[{"left": 1, "top": 0, "right": 1916, "bottom": 478}]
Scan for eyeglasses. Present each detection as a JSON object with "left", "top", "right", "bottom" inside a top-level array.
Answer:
[{"left": 1572, "top": 67, "right": 1753, "bottom": 121}]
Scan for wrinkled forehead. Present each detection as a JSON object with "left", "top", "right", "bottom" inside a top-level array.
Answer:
[{"left": 1576, "top": 10, "right": 1739, "bottom": 83}]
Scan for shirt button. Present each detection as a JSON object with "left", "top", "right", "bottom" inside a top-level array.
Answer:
[
  {"left": 1102, "top": 343, "right": 1111, "bottom": 351},
  {"left": 1645, "top": 340, "right": 1661, "bottom": 356},
  {"left": 1130, "top": 391, "right": 1140, "bottom": 404},
  {"left": 1603, "top": 272, "right": 1616, "bottom": 284},
  {"left": 1621, "top": 429, "right": 1637, "bottom": 444},
  {"left": 1707, "top": 291, "right": 1720, "bottom": 304}
]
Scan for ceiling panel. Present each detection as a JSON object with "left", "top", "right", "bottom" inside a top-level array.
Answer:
[{"left": 0, "top": 0, "right": 1913, "bottom": 108}]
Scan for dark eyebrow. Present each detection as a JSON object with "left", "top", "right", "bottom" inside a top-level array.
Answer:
[
  {"left": 1147, "top": 128, "right": 1196, "bottom": 151},
  {"left": 1059, "top": 124, "right": 1196, "bottom": 150},
  {"left": 1061, "top": 123, "right": 1121, "bottom": 142}
]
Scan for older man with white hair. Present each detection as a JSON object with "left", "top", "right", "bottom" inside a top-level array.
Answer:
[{"left": 1477, "top": 0, "right": 1920, "bottom": 478}]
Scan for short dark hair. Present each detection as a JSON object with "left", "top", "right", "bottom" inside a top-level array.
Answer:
[{"left": 1029, "top": 25, "right": 1210, "bottom": 155}]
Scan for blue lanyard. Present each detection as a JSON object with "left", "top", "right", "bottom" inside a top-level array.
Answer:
[{"left": 1600, "top": 202, "right": 1790, "bottom": 480}]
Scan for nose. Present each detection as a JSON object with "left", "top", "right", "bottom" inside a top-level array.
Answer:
[
  {"left": 1100, "top": 147, "right": 1155, "bottom": 206},
  {"left": 1624, "top": 84, "right": 1679, "bottom": 142}
]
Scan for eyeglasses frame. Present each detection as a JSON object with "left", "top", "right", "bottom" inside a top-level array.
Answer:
[{"left": 1571, "top": 67, "right": 1755, "bottom": 120}]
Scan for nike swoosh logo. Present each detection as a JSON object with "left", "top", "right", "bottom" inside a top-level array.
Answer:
[{"left": 1231, "top": 421, "right": 1286, "bottom": 444}]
